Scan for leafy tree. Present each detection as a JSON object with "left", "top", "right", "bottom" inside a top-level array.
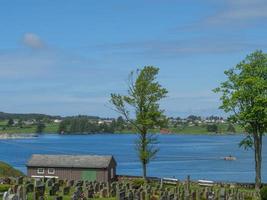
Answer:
[
  {"left": 260, "top": 186, "right": 267, "bottom": 200},
  {"left": 7, "top": 118, "right": 14, "bottom": 127},
  {"left": 58, "top": 121, "right": 68, "bottom": 133},
  {"left": 227, "top": 123, "right": 236, "bottom": 133},
  {"left": 36, "top": 122, "right": 46, "bottom": 133},
  {"left": 110, "top": 66, "right": 168, "bottom": 179},
  {"left": 187, "top": 115, "right": 201, "bottom": 121},
  {"left": 214, "top": 50, "right": 267, "bottom": 190},
  {"left": 206, "top": 124, "right": 218, "bottom": 132},
  {"left": 18, "top": 119, "right": 23, "bottom": 128},
  {"left": 116, "top": 116, "right": 125, "bottom": 131},
  {"left": 57, "top": 116, "right": 115, "bottom": 134}
]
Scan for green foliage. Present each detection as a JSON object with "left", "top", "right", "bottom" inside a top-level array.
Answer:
[
  {"left": 0, "top": 184, "right": 10, "bottom": 192},
  {"left": 110, "top": 66, "right": 168, "bottom": 178},
  {"left": 206, "top": 124, "right": 218, "bottom": 132},
  {"left": 131, "top": 178, "right": 145, "bottom": 188},
  {"left": 0, "top": 161, "right": 24, "bottom": 177},
  {"left": 7, "top": 118, "right": 14, "bottom": 126},
  {"left": 115, "top": 116, "right": 125, "bottom": 131},
  {"left": 260, "top": 186, "right": 267, "bottom": 200},
  {"left": 36, "top": 122, "right": 46, "bottom": 133},
  {"left": 214, "top": 50, "right": 267, "bottom": 136},
  {"left": 214, "top": 50, "right": 267, "bottom": 189},
  {"left": 58, "top": 116, "right": 115, "bottom": 134},
  {"left": 227, "top": 123, "right": 236, "bottom": 133},
  {"left": 239, "top": 135, "right": 254, "bottom": 150},
  {"left": 187, "top": 115, "right": 201, "bottom": 121}
]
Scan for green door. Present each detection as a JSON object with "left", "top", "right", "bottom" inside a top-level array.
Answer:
[{"left": 81, "top": 170, "right": 96, "bottom": 181}]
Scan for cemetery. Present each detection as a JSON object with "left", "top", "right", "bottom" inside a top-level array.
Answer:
[{"left": 0, "top": 176, "right": 261, "bottom": 200}]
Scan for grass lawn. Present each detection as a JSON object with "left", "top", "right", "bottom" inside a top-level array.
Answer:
[
  {"left": 44, "top": 122, "right": 59, "bottom": 133},
  {"left": 0, "top": 120, "right": 60, "bottom": 134}
]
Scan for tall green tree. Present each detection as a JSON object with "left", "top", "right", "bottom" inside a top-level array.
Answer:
[
  {"left": 110, "top": 66, "right": 168, "bottom": 179},
  {"left": 206, "top": 124, "right": 218, "bottom": 133},
  {"left": 36, "top": 122, "right": 46, "bottom": 133},
  {"left": 7, "top": 118, "right": 14, "bottom": 127},
  {"left": 214, "top": 50, "right": 267, "bottom": 190}
]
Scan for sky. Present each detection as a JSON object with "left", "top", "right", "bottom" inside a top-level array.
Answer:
[{"left": 0, "top": 0, "right": 267, "bottom": 118}]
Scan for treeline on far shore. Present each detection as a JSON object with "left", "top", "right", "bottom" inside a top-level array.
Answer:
[
  {"left": 0, "top": 111, "right": 243, "bottom": 134},
  {"left": 58, "top": 116, "right": 127, "bottom": 134}
]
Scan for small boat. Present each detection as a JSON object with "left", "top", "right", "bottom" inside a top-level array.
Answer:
[{"left": 223, "top": 155, "right": 236, "bottom": 161}]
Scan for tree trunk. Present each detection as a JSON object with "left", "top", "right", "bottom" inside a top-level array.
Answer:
[
  {"left": 142, "top": 161, "right": 147, "bottom": 180},
  {"left": 254, "top": 133, "right": 262, "bottom": 190}
]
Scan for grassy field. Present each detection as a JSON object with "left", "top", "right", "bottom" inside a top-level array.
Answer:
[{"left": 0, "top": 120, "right": 60, "bottom": 134}]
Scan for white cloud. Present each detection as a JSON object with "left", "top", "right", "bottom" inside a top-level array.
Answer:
[
  {"left": 22, "top": 33, "right": 45, "bottom": 49},
  {"left": 205, "top": 0, "right": 267, "bottom": 26}
]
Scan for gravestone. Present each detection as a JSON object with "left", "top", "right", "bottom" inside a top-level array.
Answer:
[
  {"left": 46, "top": 179, "right": 53, "bottom": 187},
  {"left": 16, "top": 185, "right": 25, "bottom": 200},
  {"left": 6, "top": 194, "right": 19, "bottom": 200},
  {"left": 26, "top": 183, "right": 34, "bottom": 193},
  {"left": 63, "top": 186, "right": 70, "bottom": 195},
  {"left": 100, "top": 188, "right": 108, "bottom": 198},
  {"left": 84, "top": 188, "right": 94, "bottom": 198},
  {"left": 128, "top": 190, "right": 134, "bottom": 200},
  {"left": 220, "top": 188, "right": 226, "bottom": 200},
  {"left": 67, "top": 180, "right": 74, "bottom": 187},
  {"left": 16, "top": 177, "right": 23, "bottom": 185},
  {"left": 58, "top": 180, "right": 64, "bottom": 186},
  {"left": 116, "top": 190, "right": 125, "bottom": 200},
  {"left": 48, "top": 188, "right": 56, "bottom": 196},
  {"left": 52, "top": 183, "right": 59, "bottom": 192}
]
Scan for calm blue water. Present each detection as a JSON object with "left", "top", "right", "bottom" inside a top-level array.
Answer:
[{"left": 0, "top": 134, "right": 266, "bottom": 183}]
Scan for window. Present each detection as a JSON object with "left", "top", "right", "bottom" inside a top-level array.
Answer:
[
  {"left": 37, "top": 168, "right": 44, "bottom": 174},
  {"left": 48, "top": 168, "right": 55, "bottom": 174}
]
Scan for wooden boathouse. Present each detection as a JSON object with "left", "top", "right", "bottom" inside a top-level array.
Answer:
[{"left": 26, "top": 154, "right": 117, "bottom": 182}]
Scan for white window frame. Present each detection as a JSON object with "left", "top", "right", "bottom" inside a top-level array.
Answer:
[
  {"left": 48, "top": 168, "right": 55, "bottom": 174},
  {"left": 37, "top": 168, "right": 45, "bottom": 174}
]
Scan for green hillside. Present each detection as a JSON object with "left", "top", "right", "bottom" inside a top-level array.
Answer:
[{"left": 0, "top": 161, "right": 24, "bottom": 177}]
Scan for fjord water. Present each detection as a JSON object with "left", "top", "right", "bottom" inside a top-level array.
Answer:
[{"left": 0, "top": 134, "right": 266, "bottom": 183}]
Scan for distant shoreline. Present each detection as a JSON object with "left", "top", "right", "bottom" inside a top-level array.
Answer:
[
  {"left": 0, "top": 133, "right": 38, "bottom": 139},
  {"left": 0, "top": 131, "right": 243, "bottom": 137}
]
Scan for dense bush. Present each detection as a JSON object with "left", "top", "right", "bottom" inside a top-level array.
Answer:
[
  {"left": 131, "top": 178, "right": 145, "bottom": 188},
  {"left": 206, "top": 124, "right": 218, "bottom": 133},
  {"left": 260, "top": 186, "right": 267, "bottom": 200},
  {"left": 0, "top": 184, "right": 11, "bottom": 192}
]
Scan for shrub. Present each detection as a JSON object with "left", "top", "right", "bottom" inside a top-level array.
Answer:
[
  {"left": 260, "top": 186, "right": 267, "bottom": 200},
  {"left": 0, "top": 184, "right": 10, "bottom": 192},
  {"left": 206, "top": 124, "right": 218, "bottom": 133},
  {"left": 131, "top": 178, "right": 145, "bottom": 188}
]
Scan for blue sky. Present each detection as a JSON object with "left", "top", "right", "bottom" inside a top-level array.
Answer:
[{"left": 0, "top": 0, "right": 267, "bottom": 117}]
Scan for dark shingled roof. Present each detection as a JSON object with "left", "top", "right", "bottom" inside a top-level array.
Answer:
[{"left": 27, "top": 154, "right": 115, "bottom": 169}]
